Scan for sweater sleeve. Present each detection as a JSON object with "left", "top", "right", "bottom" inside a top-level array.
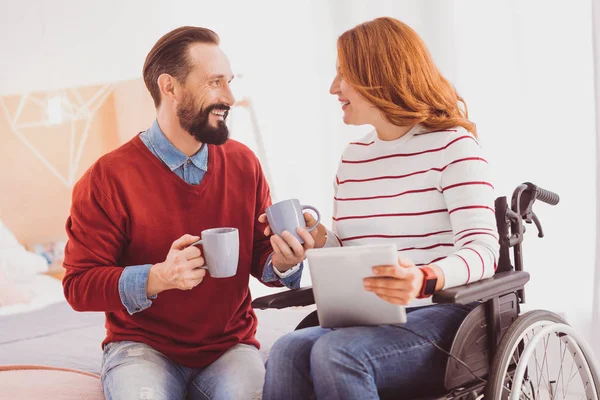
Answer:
[
  {"left": 62, "top": 168, "right": 129, "bottom": 312},
  {"left": 433, "top": 134, "right": 500, "bottom": 289},
  {"left": 250, "top": 160, "right": 284, "bottom": 287},
  {"left": 324, "top": 172, "right": 343, "bottom": 248}
]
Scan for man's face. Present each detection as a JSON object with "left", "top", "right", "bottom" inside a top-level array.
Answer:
[{"left": 176, "top": 43, "right": 235, "bottom": 145}]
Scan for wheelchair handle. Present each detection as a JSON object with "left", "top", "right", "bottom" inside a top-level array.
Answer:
[{"left": 532, "top": 185, "right": 560, "bottom": 206}]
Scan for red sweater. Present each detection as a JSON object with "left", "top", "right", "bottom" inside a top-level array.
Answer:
[{"left": 62, "top": 135, "right": 279, "bottom": 368}]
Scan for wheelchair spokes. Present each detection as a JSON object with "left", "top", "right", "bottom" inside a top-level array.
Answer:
[
  {"left": 487, "top": 311, "right": 599, "bottom": 400},
  {"left": 510, "top": 326, "right": 597, "bottom": 399}
]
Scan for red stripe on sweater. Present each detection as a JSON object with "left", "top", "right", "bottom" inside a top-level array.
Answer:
[
  {"left": 398, "top": 243, "right": 454, "bottom": 252},
  {"left": 465, "top": 248, "right": 485, "bottom": 280},
  {"left": 449, "top": 205, "right": 495, "bottom": 215},
  {"left": 338, "top": 157, "right": 486, "bottom": 185},
  {"left": 342, "top": 135, "right": 476, "bottom": 164},
  {"left": 416, "top": 256, "right": 447, "bottom": 267},
  {"left": 335, "top": 187, "right": 438, "bottom": 201},
  {"left": 442, "top": 181, "right": 494, "bottom": 192},
  {"left": 457, "top": 254, "right": 471, "bottom": 284},
  {"left": 333, "top": 208, "right": 447, "bottom": 222},
  {"left": 456, "top": 231, "right": 499, "bottom": 243},
  {"left": 350, "top": 141, "right": 375, "bottom": 146},
  {"left": 429, "top": 256, "right": 446, "bottom": 264},
  {"left": 456, "top": 227, "right": 496, "bottom": 236},
  {"left": 341, "top": 230, "right": 452, "bottom": 242}
]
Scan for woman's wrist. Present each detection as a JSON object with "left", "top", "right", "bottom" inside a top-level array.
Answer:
[{"left": 427, "top": 264, "right": 445, "bottom": 291}]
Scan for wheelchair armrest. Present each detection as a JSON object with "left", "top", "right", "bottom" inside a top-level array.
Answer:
[
  {"left": 251, "top": 271, "right": 530, "bottom": 309},
  {"left": 251, "top": 287, "right": 315, "bottom": 309},
  {"left": 432, "top": 271, "right": 530, "bottom": 304}
]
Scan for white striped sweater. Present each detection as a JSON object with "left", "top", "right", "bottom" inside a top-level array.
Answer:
[{"left": 324, "top": 124, "right": 500, "bottom": 306}]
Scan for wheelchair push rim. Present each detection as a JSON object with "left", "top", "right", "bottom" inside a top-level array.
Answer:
[
  {"left": 509, "top": 323, "right": 600, "bottom": 400},
  {"left": 485, "top": 310, "right": 600, "bottom": 400}
]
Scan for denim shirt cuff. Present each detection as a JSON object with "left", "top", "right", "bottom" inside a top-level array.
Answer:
[
  {"left": 261, "top": 253, "right": 303, "bottom": 289},
  {"left": 118, "top": 264, "right": 155, "bottom": 315}
]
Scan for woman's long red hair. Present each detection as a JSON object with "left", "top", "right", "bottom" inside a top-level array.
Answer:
[{"left": 337, "top": 17, "right": 476, "bottom": 136}]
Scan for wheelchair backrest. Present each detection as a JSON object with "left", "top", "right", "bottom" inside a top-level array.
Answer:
[{"left": 494, "top": 196, "right": 512, "bottom": 273}]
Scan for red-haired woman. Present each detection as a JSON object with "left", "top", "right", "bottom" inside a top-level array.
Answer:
[{"left": 262, "top": 17, "right": 499, "bottom": 399}]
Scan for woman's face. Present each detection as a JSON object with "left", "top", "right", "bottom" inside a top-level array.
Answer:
[{"left": 329, "top": 60, "right": 377, "bottom": 126}]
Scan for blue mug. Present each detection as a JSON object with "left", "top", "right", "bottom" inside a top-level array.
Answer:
[{"left": 265, "top": 199, "right": 321, "bottom": 244}]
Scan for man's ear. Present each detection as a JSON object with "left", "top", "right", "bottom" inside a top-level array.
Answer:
[{"left": 157, "top": 74, "right": 180, "bottom": 104}]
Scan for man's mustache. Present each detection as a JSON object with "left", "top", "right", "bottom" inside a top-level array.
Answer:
[{"left": 205, "top": 104, "right": 231, "bottom": 117}]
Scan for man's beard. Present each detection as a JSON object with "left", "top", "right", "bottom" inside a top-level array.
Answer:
[{"left": 177, "top": 94, "right": 230, "bottom": 145}]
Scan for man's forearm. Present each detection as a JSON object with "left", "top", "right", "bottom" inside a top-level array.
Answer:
[{"left": 62, "top": 265, "right": 127, "bottom": 312}]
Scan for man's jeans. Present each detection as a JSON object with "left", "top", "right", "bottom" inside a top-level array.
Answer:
[
  {"left": 262, "top": 303, "right": 477, "bottom": 400},
  {"left": 101, "top": 341, "right": 264, "bottom": 400}
]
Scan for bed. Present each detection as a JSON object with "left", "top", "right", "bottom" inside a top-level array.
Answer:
[
  {"left": 0, "top": 274, "right": 313, "bottom": 376},
  {"left": 0, "top": 221, "right": 313, "bottom": 399},
  {"left": 0, "top": 231, "right": 312, "bottom": 400}
]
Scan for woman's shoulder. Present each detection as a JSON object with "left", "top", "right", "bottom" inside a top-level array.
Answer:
[
  {"left": 413, "top": 126, "right": 480, "bottom": 152},
  {"left": 412, "top": 125, "right": 473, "bottom": 141},
  {"left": 340, "top": 130, "right": 378, "bottom": 157},
  {"left": 347, "top": 130, "right": 378, "bottom": 148}
]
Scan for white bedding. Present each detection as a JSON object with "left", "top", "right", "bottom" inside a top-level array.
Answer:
[
  {"left": 0, "top": 274, "right": 65, "bottom": 317},
  {"left": 0, "top": 274, "right": 304, "bottom": 317}
]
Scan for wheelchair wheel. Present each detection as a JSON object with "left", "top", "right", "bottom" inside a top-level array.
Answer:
[{"left": 485, "top": 310, "right": 600, "bottom": 399}]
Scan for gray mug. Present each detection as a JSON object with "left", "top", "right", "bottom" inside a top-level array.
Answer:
[
  {"left": 191, "top": 228, "right": 239, "bottom": 278},
  {"left": 265, "top": 199, "right": 321, "bottom": 244}
]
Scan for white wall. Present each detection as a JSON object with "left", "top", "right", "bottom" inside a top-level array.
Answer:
[
  {"left": 591, "top": 0, "right": 600, "bottom": 356},
  {"left": 0, "top": 0, "right": 275, "bottom": 94},
  {"left": 451, "top": 0, "right": 596, "bottom": 340},
  {"left": 1, "top": 0, "right": 598, "bottom": 343}
]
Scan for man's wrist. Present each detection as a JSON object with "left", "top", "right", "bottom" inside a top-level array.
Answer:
[
  {"left": 273, "top": 260, "right": 294, "bottom": 273},
  {"left": 146, "top": 263, "right": 167, "bottom": 297},
  {"left": 273, "top": 262, "right": 300, "bottom": 278}
]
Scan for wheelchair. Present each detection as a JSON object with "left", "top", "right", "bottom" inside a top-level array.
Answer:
[{"left": 252, "top": 182, "right": 600, "bottom": 399}]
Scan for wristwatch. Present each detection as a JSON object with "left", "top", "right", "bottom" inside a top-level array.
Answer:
[{"left": 417, "top": 266, "right": 438, "bottom": 299}]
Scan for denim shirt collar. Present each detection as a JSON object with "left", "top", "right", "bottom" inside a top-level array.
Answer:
[{"left": 144, "top": 120, "right": 208, "bottom": 171}]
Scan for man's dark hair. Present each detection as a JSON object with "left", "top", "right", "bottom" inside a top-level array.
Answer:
[{"left": 143, "top": 26, "right": 220, "bottom": 108}]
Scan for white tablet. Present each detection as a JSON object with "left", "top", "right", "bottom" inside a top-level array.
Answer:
[{"left": 306, "top": 244, "right": 407, "bottom": 328}]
